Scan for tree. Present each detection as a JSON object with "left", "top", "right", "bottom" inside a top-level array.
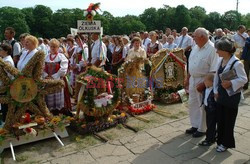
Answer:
[
  {"left": 173, "top": 5, "right": 191, "bottom": 31},
  {"left": 189, "top": 6, "right": 207, "bottom": 31},
  {"left": 242, "top": 13, "right": 250, "bottom": 28},
  {"left": 32, "top": 5, "right": 53, "bottom": 38},
  {"left": 222, "top": 10, "right": 242, "bottom": 30},
  {"left": 157, "top": 6, "right": 176, "bottom": 31},
  {"left": 139, "top": 8, "right": 158, "bottom": 31},
  {"left": 0, "top": 7, "right": 29, "bottom": 41},
  {"left": 49, "top": 9, "right": 75, "bottom": 38},
  {"left": 204, "top": 12, "right": 222, "bottom": 32},
  {"left": 95, "top": 11, "right": 114, "bottom": 34},
  {"left": 120, "top": 15, "right": 146, "bottom": 34},
  {"left": 21, "top": 7, "right": 35, "bottom": 34}
]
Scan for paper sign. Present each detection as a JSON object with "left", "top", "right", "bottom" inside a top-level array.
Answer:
[{"left": 77, "top": 20, "right": 101, "bottom": 33}]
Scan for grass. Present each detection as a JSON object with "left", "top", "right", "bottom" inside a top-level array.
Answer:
[
  {"left": 116, "top": 124, "right": 124, "bottom": 130},
  {"left": 74, "top": 135, "right": 98, "bottom": 151},
  {"left": 16, "top": 155, "right": 29, "bottom": 162}
]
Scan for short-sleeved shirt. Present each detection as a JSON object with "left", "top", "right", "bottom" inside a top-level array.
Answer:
[
  {"left": 233, "top": 32, "right": 249, "bottom": 48},
  {"left": 189, "top": 40, "right": 219, "bottom": 77}
]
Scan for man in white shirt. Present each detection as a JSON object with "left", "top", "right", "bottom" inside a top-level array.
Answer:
[
  {"left": 177, "top": 27, "right": 193, "bottom": 71},
  {"left": 38, "top": 38, "right": 48, "bottom": 55},
  {"left": 233, "top": 25, "right": 249, "bottom": 48},
  {"left": 171, "top": 29, "right": 179, "bottom": 44},
  {"left": 186, "top": 27, "right": 219, "bottom": 138},
  {"left": 91, "top": 33, "right": 107, "bottom": 67},
  {"left": 141, "top": 32, "right": 151, "bottom": 51},
  {"left": 4, "top": 27, "right": 21, "bottom": 66}
]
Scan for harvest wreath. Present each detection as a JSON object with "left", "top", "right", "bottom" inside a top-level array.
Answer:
[
  {"left": 0, "top": 50, "right": 67, "bottom": 139},
  {"left": 118, "top": 57, "right": 155, "bottom": 115},
  {"left": 75, "top": 65, "right": 121, "bottom": 118}
]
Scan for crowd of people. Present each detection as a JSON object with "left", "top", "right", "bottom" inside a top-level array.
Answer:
[{"left": 0, "top": 24, "right": 250, "bottom": 153}]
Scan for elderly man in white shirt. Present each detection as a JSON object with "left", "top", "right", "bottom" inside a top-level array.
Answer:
[
  {"left": 91, "top": 33, "right": 107, "bottom": 67},
  {"left": 233, "top": 25, "right": 249, "bottom": 48},
  {"left": 186, "top": 27, "right": 219, "bottom": 138}
]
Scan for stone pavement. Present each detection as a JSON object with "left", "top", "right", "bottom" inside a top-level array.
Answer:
[{"left": 1, "top": 90, "right": 250, "bottom": 164}]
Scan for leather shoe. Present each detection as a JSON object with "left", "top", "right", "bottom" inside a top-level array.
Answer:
[
  {"left": 192, "top": 131, "right": 205, "bottom": 138},
  {"left": 185, "top": 127, "right": 198, "bottom": 134}
]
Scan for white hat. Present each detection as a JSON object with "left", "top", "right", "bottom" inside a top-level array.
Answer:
[{"left": 122, "top": 35, "right": 130, "bottom": 42}]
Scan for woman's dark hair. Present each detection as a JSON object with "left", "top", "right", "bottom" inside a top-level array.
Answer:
[
  {"left": 215, "top": 37, "right": 236, "bottom": 54},
  {"left": 0, "top": 44, "right": 12, "bottom": 55},
  {"left": 66, "top": 37, "right": 74, "bottom": 44}
]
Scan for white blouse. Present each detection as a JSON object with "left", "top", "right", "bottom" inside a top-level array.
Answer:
[
  {"left": 17, "top": 49, "right": 38, "bottom": 71},
  {"left": 43, "top": 53, "right": 69, "bottom": 80}
]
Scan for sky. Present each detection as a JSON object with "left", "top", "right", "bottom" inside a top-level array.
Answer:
[{"left": 0, "top": 0, "right": 249, "bottom": 16}]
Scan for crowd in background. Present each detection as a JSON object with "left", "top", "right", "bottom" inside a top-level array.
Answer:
[{"left": 0, "top": 25, "right": 250, "bottom": 153}]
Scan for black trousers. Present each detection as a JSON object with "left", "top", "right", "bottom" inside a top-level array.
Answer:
[
  {"left": 216, "top": 103, "right": 238, "bottom": 148},
  {"left": 243, "top": 60, "right": 250, "bottom": 88},
  {"left": 185, "top": 50, "right": 191, "bottom": 73},
  {"left": 204, "top": 106, "right": 217, "bottom": 142},
  {"left": 0, "top": 103, "right": 8, "bottom": 122}
]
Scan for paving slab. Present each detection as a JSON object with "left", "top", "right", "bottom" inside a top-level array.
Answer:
[
  {"left": 132, "top": 149, "right": 179, "bottom": 164},
  {"left": 50, "top": 151, "right": 95, "bottom": 164},
  {"left": 198, "top": 149, "right": 249, "bottom": 164}
]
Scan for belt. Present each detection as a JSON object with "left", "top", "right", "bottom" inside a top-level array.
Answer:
[{"left": 191, "top": 75, "right": 205, "bottom": 78}]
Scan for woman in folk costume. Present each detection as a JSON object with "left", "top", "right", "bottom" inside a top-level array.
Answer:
[
  {"left": 17, "top": 35, "right": 39, "bottom": 71},
  {"left": 147, "top": 31, "right": 163, "bottom": 58},
  {"left": 111, "top": 36, "right": 125, "bottom": 75},
  {"left": 66, "top": 37, "right": 76, "bottom": 59},
  {"left": 43, "top": 39, "right": 70, "bottom": 115},
  {"left": 70, "top": 35, "right": 88, "bottom": 88}
]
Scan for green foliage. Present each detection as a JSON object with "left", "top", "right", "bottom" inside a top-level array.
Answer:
[
  {"left": 242, "top": 13, "right": 250, "bottom": 28},
  {"left": 139, "top": 7, "right": 159, "bottom": 31},
  {"left": 173, "top": 5, "right": 192, "bottom": 31},
  {"left": 0, "top": 7, "right": 29, "bottom": 40},
  {"left": 0, "top": 5, "right": 249, "bottom": 41},
  {"left": 222, "top": 10, "right": 242, "bottom": 30},
  {"left": 204, "top": 12, "right": 223, "bottom": 32}
]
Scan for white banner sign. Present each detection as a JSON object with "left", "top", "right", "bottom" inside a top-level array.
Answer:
[
  {"left": 70, "top": 28, "right": 78, "bottom": 36},
  {"left": 77, "top": 20, "right": 101, "bottom": 33}
]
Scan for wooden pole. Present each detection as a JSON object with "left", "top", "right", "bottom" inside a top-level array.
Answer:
[{"left": 88, "top": 33, "right": 92, "bottom": 65}]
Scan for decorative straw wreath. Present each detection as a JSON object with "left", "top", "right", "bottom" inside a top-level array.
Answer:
[
  {"left": 118, "top": 57, "right": 155, "bottom": 114},
  {"left": 76, "top": 65, "right": 121, "bottom": 118},
  {"left": 150, "top": 48, "right": 186, "bottom": 104},
  {"left": 0, "top": 51, "right": 66, "bottom": 138}
]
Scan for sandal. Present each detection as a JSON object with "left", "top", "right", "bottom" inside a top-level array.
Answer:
[
  {"left": 199, "top": 140, "right": 213, "bottom": 146},
  {"left": 216, "top": 145, "right": 228, "bottom": 152}
]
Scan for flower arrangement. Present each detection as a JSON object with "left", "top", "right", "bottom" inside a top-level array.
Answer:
[
  {"left": 83, "top": 3, "right": 101, "bottom": 21},
  {"left": 76, "top": 66, "right": 121, "bottom": 118},
  {"left": 70, "top": 110, "right": 127, "bottom": 134}
]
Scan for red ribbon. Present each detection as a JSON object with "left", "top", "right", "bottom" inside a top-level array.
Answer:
[{"left": 169, "top": 52, "right": 185, "bottom": 70}]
